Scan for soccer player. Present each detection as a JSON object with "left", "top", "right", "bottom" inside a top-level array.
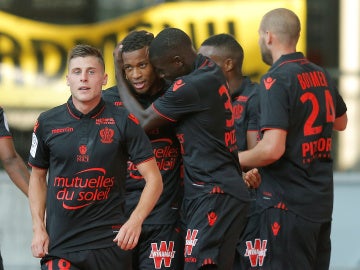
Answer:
[
  {"left": 198, "top": 33, "right": 259, "bottom": 153},
  {"left": 28, "top": 44, "right": 163, "bottom": 270},
  {"left": 0, "top": 107, "right": 30, "bottom": 270},
  {"left": 103, "top": 30, "right": 184, "bottom": 270},
  {"left": 198, "top": 33, "right": 261, "bottom": 270},
  {"left": 114, "top": 27, "right": 260, "bottom": 270},
  {"left": 238, "top": 8, "right": 348, "bottom": 269}
]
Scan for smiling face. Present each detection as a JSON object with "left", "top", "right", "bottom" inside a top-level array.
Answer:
[
  {"left": 122, "top": 46, "right": 158, "bottom": 95},
  {"left": 66, "top": 55, "right": 108, "bottom": 113}
]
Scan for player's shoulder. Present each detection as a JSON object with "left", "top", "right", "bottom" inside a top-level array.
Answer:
[
  {"left": 102, "top": 85, "right": 118, "bottom": 97},
  {"left": 243, "top": 77, "right": 260, "bottom": 91},
  {"left": 104, "top": 100, "right": 128, "bottom": 116},
  {"left": 39, "top": 103, "right": 67, "bottom": 121}
]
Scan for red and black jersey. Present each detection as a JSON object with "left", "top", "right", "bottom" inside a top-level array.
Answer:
[
  {"left": 0, "top": 107, "right": 11, "bottom": 138},
  {"left": 231, "top": 77, "right": 260, "bottom": 151},
  {"left": 103, "top": 85, "right": 183, "bottom": 225},
  {"left": 258, "top": 52, "right": 347, "bottom": 222},
  {"left": 28, "top": 97, "right": 154, "bottom": 254},
  {"left": 152, "top": 54, "right": 250, "bottom": 202}
]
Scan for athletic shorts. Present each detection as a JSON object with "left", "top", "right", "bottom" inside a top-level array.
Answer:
[
  {"left": 182, "top": 193, "right": 249, "bottom": 270},
  {"left": 133, "top": 223, "right": 184, "bottom": 270},
  {"left": 235, "top": 207, "right": 331, "bottom": 270},
  {"left": 40, "top": 245, "right": 132, "bottom": 270}
]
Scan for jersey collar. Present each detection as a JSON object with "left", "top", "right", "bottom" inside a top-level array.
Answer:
[
  {"left": 270, "top": 52, "right": 306, "bottom": 71},
  {"left": 67, "top": 97, "right": 105, "bottom": 119}
]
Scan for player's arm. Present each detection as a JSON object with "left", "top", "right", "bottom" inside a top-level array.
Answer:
[
  {"left": 246, "top": 130, "right": 258, "bottom": 150},
  {"left": 333, "top": 113, "right": 347, "bottom": 131},
  {"left": 239, "top": 129, "right": 286, "bottom": 169},
  {"left": 246, "top": 91, "right": 260, "bottom": 150},
  {"left": 0, "top": 137, "right": 30, "bottom": 196},
  {"left": 28, "top": 166, "right": 49, "bottom": 258},
  {"left": 243, "top": 131, "right": 261, "bottom": 188},
  {"left": 114, "top": 157, "right": 163, "bottom": 250}
]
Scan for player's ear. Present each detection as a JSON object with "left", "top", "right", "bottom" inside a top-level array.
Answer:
[
  {"left": 173, "top": 55, "right": 183, "bottom": 67},
  {"left": 224, "top": 58, "right": 234, "bottom": 72},
  {"left": 102, "top": 73, "right": 108, "bottom": 85}
]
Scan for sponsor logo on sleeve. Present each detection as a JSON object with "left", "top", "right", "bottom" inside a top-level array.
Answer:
[{"left": 30, "top": 133, "right": 38, "bottom": 158}]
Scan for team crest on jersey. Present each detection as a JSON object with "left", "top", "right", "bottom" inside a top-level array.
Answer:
[
  {"left": 77, "top": 145, "right": 89, "bottom": 162},
  {"left": 99, "top": 127, "right": 114, "bottom": 143},
  {"left": 149, "top": 241, "right": 176, "bottom": 269},
  {"left": 79, "top": 145, "right": 87, "bottom": 155},
  {"left": 263, "top": 77, "right": 276, "bottom": 90},
  {"left": 244, "top": 238, "right": 267, "bottom": 267}
]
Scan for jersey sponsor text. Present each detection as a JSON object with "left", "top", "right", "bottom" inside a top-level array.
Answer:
[{"left": 53, "top": 169, "right": 115, "bottom": 210}]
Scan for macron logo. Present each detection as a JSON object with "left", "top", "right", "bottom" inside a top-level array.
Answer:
[
  {"left": 263, "top": 77, "right": 276, "bottom": 90},
  {"left": 172, "top": 79, "right": 185, "bottom": 91}
]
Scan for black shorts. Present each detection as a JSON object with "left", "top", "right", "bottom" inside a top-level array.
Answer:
[
  {"left": 133, "top": 223, "right": 184, "bottom": 270},
  {"left": 182, "top": 193, "right": 249, "bottom": 270},
  {"left": 235, "top": 208, "right": 331, "bottom": 270},
  {"left": 0, "top": 250, "right": 3, "bottom": 270},
  {"left": 40, "top": 245, "right": 132, "bottom": 270}
]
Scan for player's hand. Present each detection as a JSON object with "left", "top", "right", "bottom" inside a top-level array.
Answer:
[
  {"left": 243, "top": 168, "right": 261, "bottom": 189},
  {"left": 113, "top": 217, "right": 142, "bottom": 250},
  {"left": 113, "top": 42, "right": 124, "bottom": 68},
  {"left": 31, "top": 227, "right": 49, "bottom": 258}
]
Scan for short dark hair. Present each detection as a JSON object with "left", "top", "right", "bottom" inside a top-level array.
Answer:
[
  {"left": 68, "top": 44, "right": 105, "bottom": 70},
  {"left": 121, "top": 30, "right": 154, "bottom": 53},
  {"left": 149, "top": 27, "right": 192, "bottom": 59},
  {"left": 201, "top": 33, "right": 244, "bottom": 65}
]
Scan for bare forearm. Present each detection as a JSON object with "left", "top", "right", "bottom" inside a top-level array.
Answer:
[
  {"left": 3, "top": 154, "right": 30, "bottom": 196},
  {"left": 129, "top": 175, "right": 162, "bottom": 224},
  {"left": 29, "top": 173, "right": 47, "bottom": 232},
  {"left": 240, "top": 129, "right": 286, "bottom": 169},
  {"left": 239, "top": 147, "right": 274, "bottom": 169},
  {"left": 130, "top": 159, "right": 163, "bottom": 224}
]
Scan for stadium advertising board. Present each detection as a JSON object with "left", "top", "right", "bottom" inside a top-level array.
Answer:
[{"left": 0, "top": 0, "right": 306, "bottom": 109}]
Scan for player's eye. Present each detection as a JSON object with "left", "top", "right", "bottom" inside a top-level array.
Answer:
[
  {"left": 124, "top": 66, "right": 133, "bottom": 72},
  {"left": 139, "top": 63, "right": 148, "bottom": 69}
]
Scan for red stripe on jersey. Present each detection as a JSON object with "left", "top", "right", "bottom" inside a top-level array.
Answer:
[{"left": 151, "top": 104, "right": 177, "bottom": 123}]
